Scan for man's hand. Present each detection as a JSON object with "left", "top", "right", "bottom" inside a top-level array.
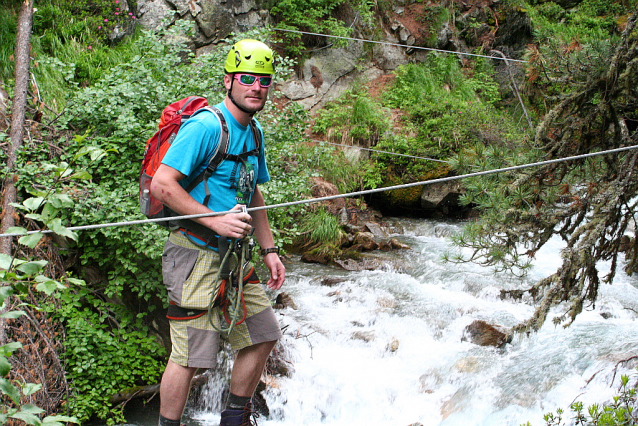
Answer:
[
  {"left": 203, "top": 204, "right": 253, "bottom": 239},
  {"left": 263, "top": 253, "right": 285, "bottom": 290}
]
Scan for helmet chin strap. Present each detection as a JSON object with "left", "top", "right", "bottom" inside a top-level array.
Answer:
[{"left": 228, "top": 77, "right": 261, "bottom": 116}]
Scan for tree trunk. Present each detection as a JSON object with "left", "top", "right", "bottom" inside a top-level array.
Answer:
[
  {"left": 0, "top": 0, "right": 34, "bottom": 256},
  {"left": 0, "top": 0, "right": 34, "bottom": 345}
]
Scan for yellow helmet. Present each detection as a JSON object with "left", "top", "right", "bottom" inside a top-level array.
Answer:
[{"left": 224, "top": 39, "right": 275, "bottom": 75}]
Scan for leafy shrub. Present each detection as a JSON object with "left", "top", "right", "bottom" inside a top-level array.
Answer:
[
  {"left": 525, "top": 0, "right": 630, "bottom": 46},
  {"left": 49, "top": 287, "right": 166, "bottom": 424},
  {"left": 382, "top": 54, "right": 514, "bottom": 161},
  {"left": 269, "top": 0, "right": 375, "bottom": 57},
  {"left": 5, "top": 21, "right": 308, "bottom": 422},
  {"left": 520, "top": 374, "right": 638, "bottom": 426},
  {"left": 313, "top": 87, "right": 391, "bottom": 147},
  {"left": 0, "top": 255, "right": 79, "bottom": 426}
]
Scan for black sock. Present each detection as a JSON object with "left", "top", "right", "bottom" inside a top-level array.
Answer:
[
  {"left": 225, "top": 393, "right": 252, "bottom": 410},
  {"left": 158, "top": 414, "right": 181, "bottom": 426}
]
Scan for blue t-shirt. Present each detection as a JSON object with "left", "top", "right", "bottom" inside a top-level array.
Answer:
[{"left": 161, "top": 102, "right": 270, "bottom": 213}]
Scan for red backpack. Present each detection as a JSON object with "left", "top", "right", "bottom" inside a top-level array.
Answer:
[{"left": 139, "top": 96, "right": 261, "bottom": 235}]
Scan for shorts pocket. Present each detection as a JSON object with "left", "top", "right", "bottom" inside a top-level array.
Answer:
[{"left": 162, "top": 239, "right": 200, "bottom": 305}]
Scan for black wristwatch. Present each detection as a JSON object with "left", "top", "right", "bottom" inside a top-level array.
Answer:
[{"left": 260, "top": 247, "right": 279, "bottom": 256}]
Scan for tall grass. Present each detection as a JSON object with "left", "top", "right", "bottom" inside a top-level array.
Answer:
[
  {"left": 298, "top": 206, "right": 344, "bottom": 250},
  {"left": 0, "top": 8, "right": 18, "bottom": 83},
  {"left": 0, "top": 0, "right": 142, "bottom": 111},
  {"left": 313, "top": 87, "right": 391, "bottom": 147}
]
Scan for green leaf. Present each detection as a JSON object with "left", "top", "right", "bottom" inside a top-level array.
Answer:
[
  {"left": 0, "top": 356, "right": 11, "bottom": 377},
  {"left": 42, "top": 415, "right": 79, "bottom": 426},
  {"left": 11, "top": 410, "right": 43, "bottom": 426},
  {"left": 35, "top": 279, "right": 65, "bottom": 296},
  {"left": 66, "top": 278, "right": 86, "bottom": 286},
  {"left": 0, "top": 286, "right": 14, "bottom": 305},
  {"left": 22, "top": 383, "right": 43, "bottom": 396},
  {"left": 41, "top": 203, "right": 59, "bottom": 221},
  {"left": 16, "top": 404, "right": 45, "bottom": 415},
  {"left": 0, "top": 377, "right": 22, "bottom": 404},
  {"left": 48, "top": 218, "right": 78, "bottom": 241},
  {"left": 0, "top": 254, "right": 15, "bottom": 270},
  {"left": 49, "top": 193, "right": 74, "bottom": 209},
  {"left": 16, "top": 260, "right": 48, "bottom": 276},
  {"left": 9, "top": 202, "right": 28, "bottom": 211},
  {"left": 22, "top": 197, "right": 45, "bottom": 212},
  {"left": 0, "top": 342, "right": 22, "bottom": 357},
  {"left": 18, "top": 233, "right": 44, "bottom": 249},
  {"left": 6, "top": 227, "right": 27, "bottom": 236},
  {"left": 0, "top": 310, "right": 26, "bottom": 319},
  {"left": 68, "top": 170, "right": 93, "bottom": 180}
]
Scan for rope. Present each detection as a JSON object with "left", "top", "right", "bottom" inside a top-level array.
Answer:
[
  {"left": 308, "top": 138, "right": 450, "bottom": 163},
  {"left": 207, "top": 237, "right": 250, "bottom": 337},
  {"left": 273, "top": 28, "right": 528, "bottom": 63},
  {"left": 1, "top": 144, "right": 636, "bottom": 239}
]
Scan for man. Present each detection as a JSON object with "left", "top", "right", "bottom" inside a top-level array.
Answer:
[{"left": 150, "top": 39, "right": 285, "bottom": 426}]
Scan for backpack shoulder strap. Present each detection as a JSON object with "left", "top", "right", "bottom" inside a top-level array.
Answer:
[
  {"left": 204, "top": 106, "right": 230, "bottom": 174},
  {"left": 249, "top": 118, "right": 261, "bottom": 153},
  {"left": 183, "top": 106, "right": 229, "bottom": 194}
]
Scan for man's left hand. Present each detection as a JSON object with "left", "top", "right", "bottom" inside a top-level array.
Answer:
[{"left": 263, "top": 253, "right": 285, "bottom": 290}]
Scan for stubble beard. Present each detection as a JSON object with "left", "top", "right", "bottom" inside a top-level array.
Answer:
[{"left": 230, "top": 86, "right": 267, "bottom": 114}]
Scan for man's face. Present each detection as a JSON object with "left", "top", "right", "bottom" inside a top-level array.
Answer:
[{"left": 225, "top": 73, "right": 271, "bottom": 113}]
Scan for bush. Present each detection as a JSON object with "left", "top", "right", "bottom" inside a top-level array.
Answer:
[
  {"left": 521, "top": 374, "right": 638, "bottom": 426},
  {"left": 313, "top": 87, "right": 391, "bottom": 147}
]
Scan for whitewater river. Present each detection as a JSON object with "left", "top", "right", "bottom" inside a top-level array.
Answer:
[{"left": 147, "top": 217, "right": 638, "bottom": 426}]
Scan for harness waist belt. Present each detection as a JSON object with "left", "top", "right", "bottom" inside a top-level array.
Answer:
[{"left": 177, "top": 226, "right": 219, "bottom": 249}]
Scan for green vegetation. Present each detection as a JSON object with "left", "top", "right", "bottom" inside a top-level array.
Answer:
[
  {"left": 1, "top": 0, "right": 637, "bottom": 423},
  {"left": 50, "top": 287, "right": 165, "bottom": 422},
  {"left": 268, "top": 0, "right": 376, "bottom": 57},
  {"left": 2, "top": 0, "right": 140, "bottom": 108},
  {"left": 312, "top": 53, "right": 521, "bottom": 211},
  {"left": 521, "top": 374, "right": 637, "bottom": 425},
  {"left": 297, "top": 206, "right": 344, "bottom": 250},
  {"left": 1, "top": 17, "right": 312, "bottom": 423},
  {"left": 313, "top": 87, "right": 391, "bottom": 147},
  {"left": 1, "top": 255, "right": 78, "bottom": 426},
  {"left": 527, "top": 0, "right": 628, "bottom": 45}
]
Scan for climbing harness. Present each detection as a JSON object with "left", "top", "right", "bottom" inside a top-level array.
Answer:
[{"left": 208, "top": 206, "right": 257, "bottom": 337}]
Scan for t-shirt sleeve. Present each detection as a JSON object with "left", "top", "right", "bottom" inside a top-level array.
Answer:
[{"left": 161, "top": 114, "right": 221, "bottom": 184}]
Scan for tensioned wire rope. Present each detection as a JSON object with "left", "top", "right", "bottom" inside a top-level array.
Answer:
[
  {"left": 1, "top": 145, "right": 637, "bottom": 239},
  {"left": 271, "top": 27, "right": 527, "bottom": 162},
  {"left": 0, "top": 26, "right": 532, "bottom": 240},
  {"left": 272, "top": 28, "right": 528, "bottom": 63}
]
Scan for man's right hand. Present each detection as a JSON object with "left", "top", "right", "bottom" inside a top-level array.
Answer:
[
  {"left": 203, "top": 204, "right": 253, "bottom": 239},
  {"left": 151, "top": 165, "right": 253, "bottom": 239}
]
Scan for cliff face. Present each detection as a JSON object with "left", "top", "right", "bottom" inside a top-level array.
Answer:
[{"left": 130, "top": 0, "right": 534, "bottom": 111}]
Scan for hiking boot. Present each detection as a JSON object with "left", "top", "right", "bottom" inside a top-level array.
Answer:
[{"left": 219, "top": 402, "right": 259, "bottom": 426}]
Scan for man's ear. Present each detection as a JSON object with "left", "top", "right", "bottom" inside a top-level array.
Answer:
[{"left": 223, "top": 74, "right": 232, "bottom": 91}]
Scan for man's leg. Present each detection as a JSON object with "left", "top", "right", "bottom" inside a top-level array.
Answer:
[
  {"left": 160, "top": 360, "right": 198, "bottom": 421},
  {"left": 229, "top": 340, "right": 277, "bottom": 397},
  {"left": 219, "top": 340, "right": 277, "bottom": 426}
]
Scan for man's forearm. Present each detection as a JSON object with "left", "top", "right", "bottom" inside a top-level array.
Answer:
[{"left": 249, "top": 187, "right": 276, "bottom": 249}]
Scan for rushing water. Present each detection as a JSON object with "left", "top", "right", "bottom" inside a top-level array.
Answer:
[{"left": 179, "top": 218, "right": 638, "bottom": 426}]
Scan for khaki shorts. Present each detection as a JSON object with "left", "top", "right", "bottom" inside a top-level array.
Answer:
[{"left": 162, "top": 232, "right": 282, "bottom": 368}]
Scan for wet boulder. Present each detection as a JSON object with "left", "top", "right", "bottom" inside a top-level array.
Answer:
[
  {"left": 273, "top": 292, "right": 297, "bottom": 310},
  {"left": 352, "top": 232, "right": 379, "bottom": 251},
  {"left": 461, "top": 320, "right": 512, "bottom": 348}
]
